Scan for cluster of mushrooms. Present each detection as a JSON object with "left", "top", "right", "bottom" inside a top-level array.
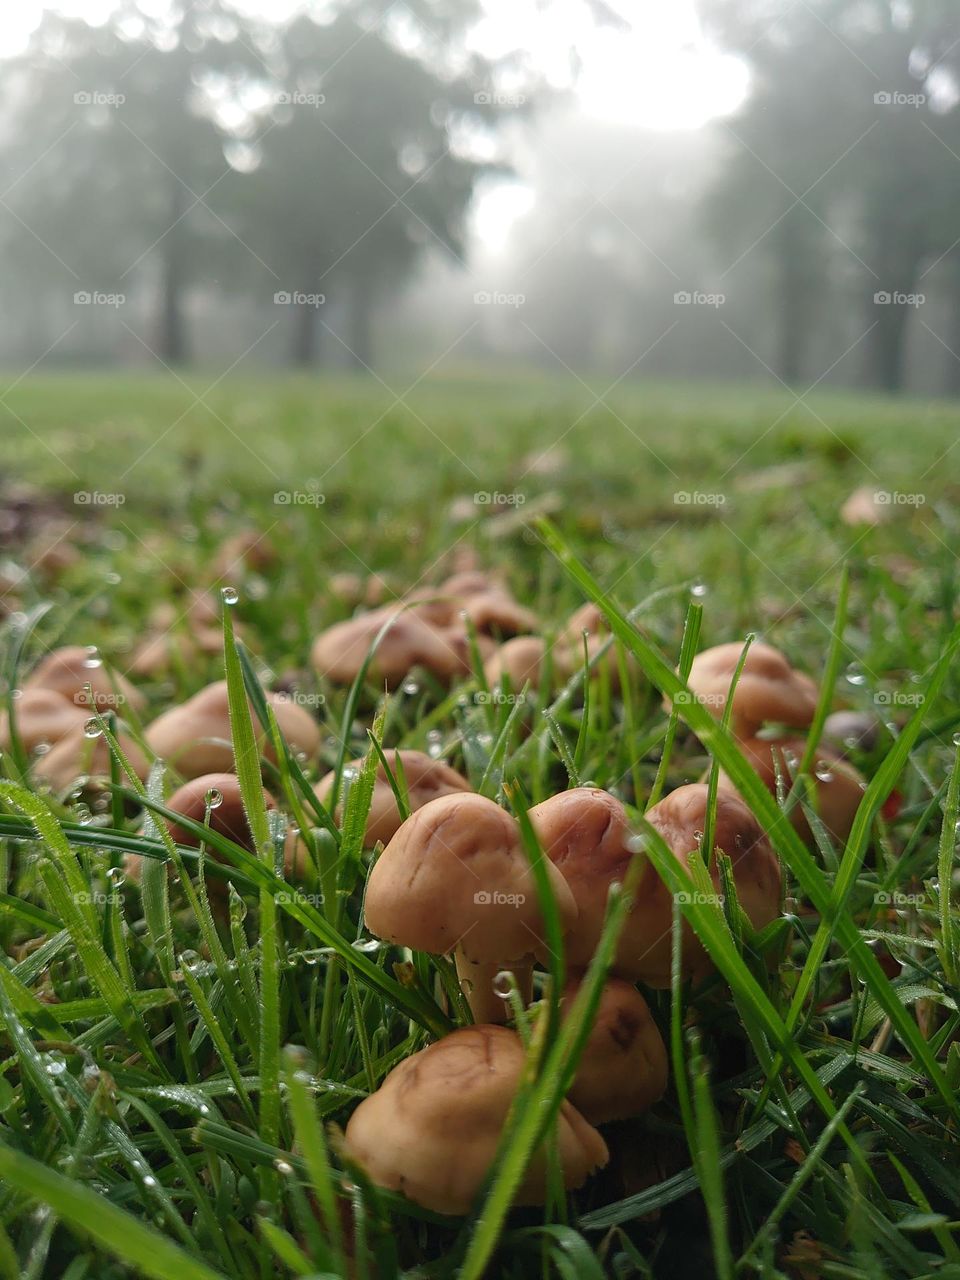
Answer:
[{"left": 1, "top": 574, "right": 882, "bottom": 1219}]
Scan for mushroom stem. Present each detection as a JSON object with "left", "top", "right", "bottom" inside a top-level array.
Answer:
[{"left": 455, "top": 952, "right": 533, "bottom": 1024}]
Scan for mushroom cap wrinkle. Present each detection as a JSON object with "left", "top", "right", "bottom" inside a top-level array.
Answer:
[
  {"left": 684, "top": 641, "right": 818, "bottom": 735},
  {"left": 343, "top": 1025, "right": 608, "bottom": 1215},
  {"left": 364, "top": 792, "right": 576, "bottom": 965}
]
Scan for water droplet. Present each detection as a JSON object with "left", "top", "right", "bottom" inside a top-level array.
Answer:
[
  {"left": 204, "top": 787, "right": 223, "bottom": 810},
  {"left": 401, "top": 678, "right": 420, "bottom": 695},
  {"left": 351, "top": 938, "right": 381, "bottom": 953},
  {"left": 83, "top": 717, "right": 102, "bottom": 738},
  {"left": 953, "top": 733, "right": 960, "bottom": 747},
  {"left": 274, "top": 1158, "right": 294, "bottom": 1176},
  {"left": 341, "top": 767, "right": 358, "bottom": 783},
  {"left": 690, "top": 580, "right": 708, "bottom": 598},
  {"left": 82, "top": 648, "right": 102, "bottom": 669},
  {"left": 844, "top": 663, "right": 866, "bottom": 687},
  {"left": 693, "top": 829, "right": 704, "bottom": 842},
  {"left": 493, "top": 970, "right": 514, "bottom": 998},
  {"left": 625, "top": 833, "right": 646, "bottom": 854},
  {"left": 10, "top": 689, "right": 22, "bottom": 702},
  {"left": 220, "top": 586, "right": 239, "bottom": 605},
  {"left": 104, "top": 571, "right": 121, "bottom": 586},
  {"left": 33, "top": 741, "right": 51, "bottom": 756},
  {"left": 44, "top": 1051, "right": 67, "bottom": 1077},
  {"left": 815, "top": 762, "right": 834, "bottom": 783},
  {"left": 142, "top": 1175, "right": 157, "bottom": 1189},
  {"left": 178, "top": 949, "right": 201, "bottom": 974},
  {"left": 106, "top": 866, "right": 126, "bottom": 887}
]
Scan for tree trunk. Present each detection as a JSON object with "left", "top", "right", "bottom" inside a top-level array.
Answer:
[
  {"left": 157, "top": 178, "right": 189, "bottom": 365},
  {"left": 945, "top": 258, "right": 960, "bottom": 397},
  {"left": 291, "top": 302, "right": 321, "bottom": 368},
  {"left": 774, "top": 211, "right": 816, "bottom": 386},
  {"left": 347, "top": 277, "right": 374, "bottom": 370},
  {"left": 867, "top": 287, "right": 913, "bottom": 393}
]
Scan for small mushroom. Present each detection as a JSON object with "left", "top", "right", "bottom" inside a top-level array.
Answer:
[
  {"left": 484, "top": 636, "right": 547, "bottom": 691},
  {"left": 364, "top": 792, "right": 577, "bottom": 1023},
  {"left": 719, "top": 737, "right": 865, "bottom": 845},
  {"left": 562, "top": 976, "right": 668, "bottom": 1125},
  {"left": 33, "top": 723, "right": 151, "bottom": 795},
  {"left": 311, "top": 609, "right": 467, "bottom": 687},
  {"left": 0, "top": 689, "right": 88, "bottom": 756},
  {"left": 460, "top": 590, "right": 539, "bottom": 638},
  {"left": 315, "top": 748, "right": 472, "bottom": 847},
  {"left": 343, "top": 1025, "right": 608, "bottom": 1214},
  {"left": 125, "top": 772, "right": 304, "bottom": 889},
  {"left": 530, "top": 785, "right": 780, "bottom": 988},
  {"left": 681, "top": 641, "right": 818, "bottom": 736},
  {"left": 145, "top": 681, "right": 321, "bottom": 780},
  {"left": 821, "top": 710, "right": 881, "bottom": 755},
  {"left": 24, "top": 646, "right": 146, "bottom": 715}
]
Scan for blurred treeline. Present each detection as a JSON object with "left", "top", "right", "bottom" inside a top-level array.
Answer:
[{"left": 2, "top": 0, "right": 960, "bottom": 395}]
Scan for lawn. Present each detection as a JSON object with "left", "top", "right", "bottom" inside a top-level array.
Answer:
[{"left": 1, "top": 371, "right": 959, "bottom": 1278}]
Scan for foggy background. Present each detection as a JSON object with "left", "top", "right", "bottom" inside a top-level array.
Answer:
[{"left": 1, "top": 0, "right": 959, "bottom": 397}]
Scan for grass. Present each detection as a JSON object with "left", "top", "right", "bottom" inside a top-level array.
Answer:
[{"left": 1, "top": 370, "right": 960, "bottom": 1277}]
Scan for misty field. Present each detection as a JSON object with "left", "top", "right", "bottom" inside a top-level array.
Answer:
[{"left": 2, "top": 373, "right": 960, "bottom": 1279}]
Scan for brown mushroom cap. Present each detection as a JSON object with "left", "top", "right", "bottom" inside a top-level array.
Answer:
[
  {"left": 33, "top": 723, "right": 151, "bottom": 794},
  {"left": 144, "top": 681, "right": 321, "bottom": 780},
  {"left": 0, "top": 689, "right": 88, "bottom": 755},
  {"left": 563, "top": 976, "right": 668, "bottom": 1125},
  {"left": 531, "top": 785, "right": 780, "bottom": 988},
  {"left": 316, "top": 749, "right": 472, "bottom": 847},
  {"left": 24, "top": 646, "right": 146, "bottom": 715},
  {"left": 484, "top": 636, "right": 547, "bottom": 691},
  {"left": 364, "top": 792, "right": 576, "bottom": 966},
  {"left": 342, "top": 1025, "right": 608, "bottom": 1215},
  {"left": 720, "top": 736, "right": 865, "bottom": 845},
  {"left": 683, "top": 641, "right": 818, "bottom": 736},
  {"left": 460, "top": 590, "right": 539, "bottom": 638},
  {"left": 311, "top": 609, "right": 467, "bottom": 687}
]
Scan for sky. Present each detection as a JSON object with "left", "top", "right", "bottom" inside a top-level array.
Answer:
[{"left": 0, "top": 0, "right": 749, "bottom": 247}]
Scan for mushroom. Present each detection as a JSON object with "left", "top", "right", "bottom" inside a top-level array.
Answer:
[
  {"left": 821, "top": 710, "right": 881, "bottom": 755},
  {"left": 364, "top": 792, "right": 576, "bottom": 1023},
  {"left": 342, "top": 1025, "right": 608, "bottom": 1214},
  {"left": 562, "top": 975, "right": 668, "bottom": 1125},
  {"left": 315, "top": 748, "right": 472, "bottom": 847},
  {"left": 33, "top": 722, "right": 151, "bottom": 795},
  {"left": 530, "top": 785, "right": 780, "bottom": 988},
  {"left": 124, "top": 772, "right": 305, "bottom": 888},
  {"left": 145, "top": 680, "right": 321, "bottom": 780},
  {"left": 311, "top": 609, "right": 468, "bottom": 687},
  {"left": 680, "top": 641, "right": 818, "bottom": 736},
  {"left": 0, "top": 689, "right": 88, "bottom": 756},
  {"left": 24, "top": 646, "right": 146, "bottom": 715},
  {"left": 484, "top": 636, "right": 548, "bottom": 692},
  {"left": 719, "top": 737, "right": 865, "bottom": 846},
  {"left": 460, "top": 590, "right": 539, "bottom": 638}
]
